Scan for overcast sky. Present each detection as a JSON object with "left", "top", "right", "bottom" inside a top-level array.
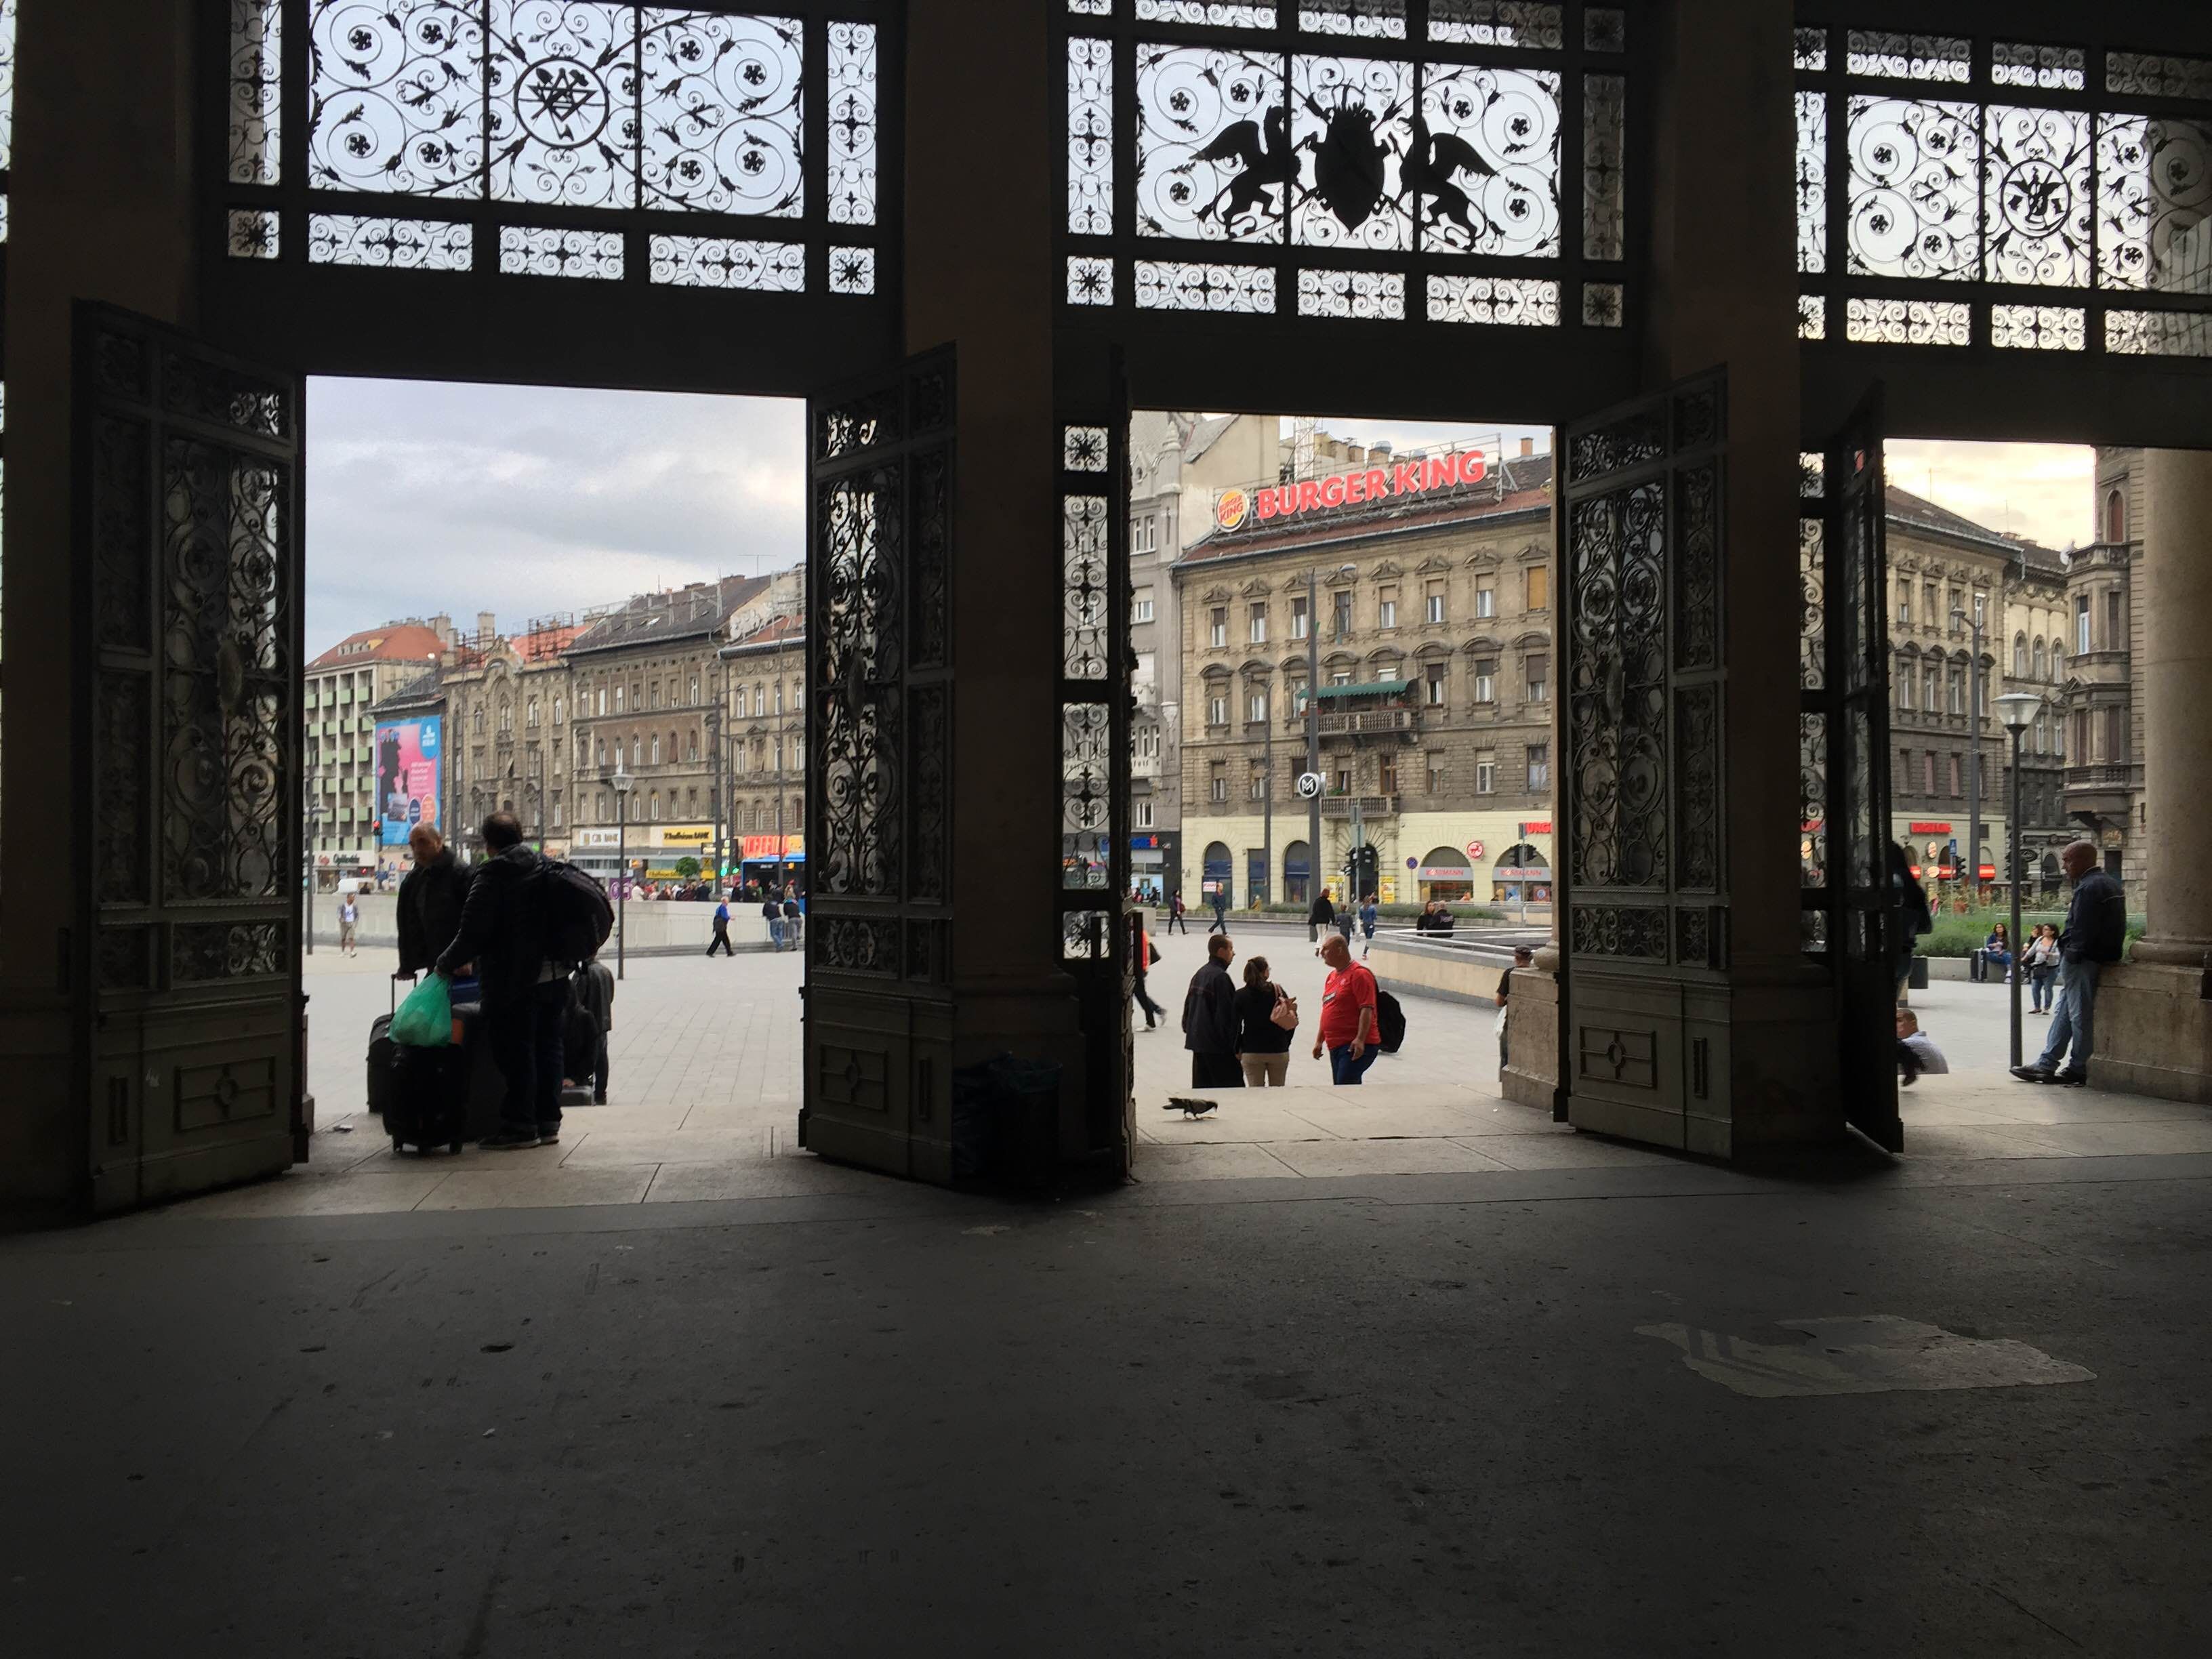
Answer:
[
  {"left": 304, "top": 383, "right": 2095, "bottom": 651},
  {"left": 306, "top": 377, "right": 804, "bottom": 652}
]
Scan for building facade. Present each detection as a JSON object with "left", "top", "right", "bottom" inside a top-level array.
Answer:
[
  {"left": 564, "top": 574, "right": 783, "bottom": 886},
  {"left": 304, "top": 617, "right": 453, "bottom": 886},
  {"left": 440, "top": 616, "right": 586, "bottom": 867},
  {"left": 2056, "top": 450, "right": 2148, "bottom": 888},
  {"left": 718, "top": 611, "right": 808, "bottom": 894},
  {"left": 1881, "top": 487, "right": 2073, "bottom": 894},
  {"left": 1126, "top": 412, "right": 1280, "bottom": 902},
  {"left": 1173, "top": 443, "right": 1557, "bottom": 909}
]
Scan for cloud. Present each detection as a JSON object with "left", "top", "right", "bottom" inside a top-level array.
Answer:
[
  {"left": 1886, "top": 439, "right": 2095, "bottom": 551},
  {"left": 306, "top": 378, "right": 803, "bottom": 651}
]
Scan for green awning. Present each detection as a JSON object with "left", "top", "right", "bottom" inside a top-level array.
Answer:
[{"left": 1303, "top": 679, "right": 1412, "bottom": 701}]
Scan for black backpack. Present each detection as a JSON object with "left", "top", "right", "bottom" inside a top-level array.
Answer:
[
  {"left": 539, "top": 858, "right": 613, "bottom": 966},
  {"left": 1374, "top": 988, "right": 1406, "bottom": 1054}
]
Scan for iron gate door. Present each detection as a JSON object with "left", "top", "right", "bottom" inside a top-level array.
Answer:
[
  {"left": 800, "top": 350, "right": 956, "bottom": 1179},
  {"left": 76, "top": 306, "right": 306, "bottom": 1213},
  {"left": 1802, "top": 393, "right": 1901, "bottom": 1151},
  {"left": 1555, "top": 372, "right": 1729, "bottom": 1147}
]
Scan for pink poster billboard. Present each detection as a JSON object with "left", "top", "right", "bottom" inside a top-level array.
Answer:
[{"left": 373, "top": 716, "right": 443, "bottom": 846}]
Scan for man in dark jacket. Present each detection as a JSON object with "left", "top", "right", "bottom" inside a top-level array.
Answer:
[
  {"left": 706, "top": 897, "right": 733, "bottom": 958},
  {"left": 569, "top": 954, "right": 615, "bottom": 1104},
  {"left": 395, "top": 823, "right": 471, "bottom": 978},
  {"left": 434, "top": 812, "right": 566, "bottom": 1148},
  {"left": 2013, "top": 840, "right": 2127, "bottom": 1087},
  {"left": 1308, "top": 890, "right": 1335, "bottom": 946},
  {"left": 1182, "top": 934, "right": 1244, "bottom": 1089}
]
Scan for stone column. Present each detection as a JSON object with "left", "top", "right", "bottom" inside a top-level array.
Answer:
[{"left": 2092, "top": 449, "right": 2212, "bottom": 1102}]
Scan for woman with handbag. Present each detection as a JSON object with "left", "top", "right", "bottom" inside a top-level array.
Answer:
[{"left": 1235, "top": 956, "right": 1298, "bottom": 1087}]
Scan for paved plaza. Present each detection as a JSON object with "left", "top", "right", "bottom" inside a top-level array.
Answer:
[{"left": 134, "top": 933, "right": 2212, "bottom": 1221}]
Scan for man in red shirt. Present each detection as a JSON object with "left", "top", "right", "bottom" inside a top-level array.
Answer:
[{"left": 1313, "top": 933, "right": 1380, "bottom": 1085}]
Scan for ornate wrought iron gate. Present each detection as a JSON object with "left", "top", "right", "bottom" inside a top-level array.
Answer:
[
  {"left": 1555, "top": 371, "right": 1729, "bottom": 1147},
  {"left": 76, "top": 306, "right": 306, "bottom": 1212},
  {"left": 1801, "top": 392, "right": 1900, "bottom": 1151},
  {"left": 799, "top": 350, "right": 956, "bottom": 1179}
]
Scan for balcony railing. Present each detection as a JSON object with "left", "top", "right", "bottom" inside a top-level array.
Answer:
[
  {"left": 2065, "top": 763, "right": 2133, "bottom": 787},
  {"left": 1316, "top": 708, "right": 1418, "bottom": 738},
  {"left": 1321, "top": 794, "right": 1399, "bottom": 817}
]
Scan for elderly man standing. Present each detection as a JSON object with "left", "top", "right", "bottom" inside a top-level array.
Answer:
[
  {"left": 1313, "top": 932, "right": 1380, "bottom": 1086},
  {"left": 2012, "top": 839, "right": 2128, "bottom": 1088},
  {"left": 1182, "top": 933, "right": 1244, "bottom": 1090},
  {"left": 395, "top": 822, "right": 472, "bottom": 981}
]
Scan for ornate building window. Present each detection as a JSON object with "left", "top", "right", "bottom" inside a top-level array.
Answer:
[{"left": 223, "top": 4, "right": 884, "bottom": 298}]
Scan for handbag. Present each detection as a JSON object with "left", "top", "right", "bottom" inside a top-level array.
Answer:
[{"left": 1268, "top": 989, "right": 1299, "bottom": 1031}]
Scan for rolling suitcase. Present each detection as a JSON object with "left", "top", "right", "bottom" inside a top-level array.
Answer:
[
  {"left": 365, "top": 975, "right": 407, "bottom": 1115},
  {"left": 385, "top": 1042, "right": 470, "bottom": 1155}
]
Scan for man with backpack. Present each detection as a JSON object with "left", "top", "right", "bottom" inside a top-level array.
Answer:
[
  {"left": 433, "top": 813, "right": 570, "bottom": 1149},
  {"left": 1313, "top": 932, "right": 1381, "bottom": 1086}
]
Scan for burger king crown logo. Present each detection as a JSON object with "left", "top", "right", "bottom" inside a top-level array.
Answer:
[{"left": 1215, "top": 487, "right": 1250, "bottom": 530}]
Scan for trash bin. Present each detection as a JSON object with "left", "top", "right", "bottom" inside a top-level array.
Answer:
[{"left": 1908, "top": 956, "right": 1930, "bottom": 991}]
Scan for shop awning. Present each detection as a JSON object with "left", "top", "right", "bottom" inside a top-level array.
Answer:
[{"left": 1303, "top": 679, "right": 1412, "bottom": 701}]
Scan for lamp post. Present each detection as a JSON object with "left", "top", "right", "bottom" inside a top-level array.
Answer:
[
  {"left": 1951, "top": 597, "right": 1986, "bottom": 903},
  {"left": 1302, "top": 561, "right": 1358, "bottom": 907},
  {"left": 611, "top": 764, "right": 634, "bottom": 981},
  {"left": 1994, "top": 691, "right": 2043, "bottom": 1068}
]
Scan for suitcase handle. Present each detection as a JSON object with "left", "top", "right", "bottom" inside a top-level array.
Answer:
[{"left": 392, "top": 970, "right": 417, "bottom": 1015}]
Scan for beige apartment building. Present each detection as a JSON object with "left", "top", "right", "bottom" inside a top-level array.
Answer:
[
  {"left": 2058, "top": 450, "right": 2150, "bottom": 888},
  {"left": 440, "top": 616, "right": 588, "bottom": 866},
  {"left": 304, "top": 616, "right": 453, "bottom": 886},
  {"left": 1172, "top": 441, "right": 1558, "bottom": 909},
  {"left": 718, "top": 611, "right": 808, "bottom": 892}
]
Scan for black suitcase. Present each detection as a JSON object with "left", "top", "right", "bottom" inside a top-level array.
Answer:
[
  {"left": 386, "top": 1042, "right": 470, "bottom": 1155},
  {"left": 366, "top": 976, "right": 404, "bottom": 1115}
]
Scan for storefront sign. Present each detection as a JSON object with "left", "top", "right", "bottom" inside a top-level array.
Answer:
[
  {"left": 1215, "top": 449, "right": 1490, "bottom": 531},
  {"left": 1908, "top": 821, "right": 1952, "bottom": 835},
  {"left": 740, "top": 834, "right": 806, "bottom": 860},
  {"left": 658, "top": 825, "right": 712, "bottom": 847},
  {"left": 1518, "top": 820, "right": 1553, "bottom": 836},
  {"left": 576, "top": 828, "right": 619, "bottom": 848},
  {"left": 1465, "top": 839, "right": 1485, "bottom": 860}
]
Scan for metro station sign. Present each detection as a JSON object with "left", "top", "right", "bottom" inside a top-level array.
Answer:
[{"left": 1216, "top": 449, "right": 1490, "bottom": 531}]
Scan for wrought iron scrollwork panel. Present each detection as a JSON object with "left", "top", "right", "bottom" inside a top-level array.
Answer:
[
  {"left": 1566, "top": 480, "right": 1665, "bottom": 890},
  {"left": 815, "top": 467, "right": 903, "bottom": 900},
  {"left": 1061, "top": 702, "right": 1112, "bottom": 889},
  {"left": 96, "top": 672, "right": 152, "bottom": 907}
]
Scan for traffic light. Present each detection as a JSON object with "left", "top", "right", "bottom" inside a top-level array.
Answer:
[{"left": 1345, "top": 844, "right": 1379, "bottom": 897}]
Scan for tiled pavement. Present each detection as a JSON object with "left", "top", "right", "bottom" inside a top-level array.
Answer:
[{"left": 152, "top": 937, "right": 2212, "bottom": 1220}]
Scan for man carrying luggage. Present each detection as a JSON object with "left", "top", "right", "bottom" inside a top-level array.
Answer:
[
  {"left": 396, "top": 823, "right": 472, "bottom": 979},
  {"left": 435, "top": 812, "right": 567, "bottom": 1150}
]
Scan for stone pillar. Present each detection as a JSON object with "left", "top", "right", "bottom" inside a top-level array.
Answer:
[
  {"left": 2092, "top": 449, "right": 2212, "bottom": 1103},
  {"left": 0, "top": 0, "right": 201, "bottom": 1218}
]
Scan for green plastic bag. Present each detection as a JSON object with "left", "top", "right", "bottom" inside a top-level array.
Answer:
[{"left": 390, "top": 972, "right": 453, "bottom": 1048}]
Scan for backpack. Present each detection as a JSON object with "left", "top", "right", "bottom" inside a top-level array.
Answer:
[
  {"left": 538, "top": 857, "right": 613, "bottom": 966},
  {"left": 1374, "top": 988, "right": 1406, "bottom": 1054}
]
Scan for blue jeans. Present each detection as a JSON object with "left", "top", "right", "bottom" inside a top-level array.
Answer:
[
  {"left": 2034, "top": 960, "right": 2100, "bottom": 1073},
  {"left": 2029, "top": 965, "right": 2057, "bottom": 1011},
  {"left": 1328, "top": 1044, "right": 1378, "bottom": 1086},
  {"left": 769, "top": 917, "right": 785, "bottom": 949}
]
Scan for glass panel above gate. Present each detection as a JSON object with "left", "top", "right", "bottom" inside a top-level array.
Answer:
[
  {"left": 221, "top": 2, "right": 890, "bottom": 298},
  {"left": 1795, "top": 22, "right": 2212, "bottom": 357},
  {"left": 1061, "top": 0, "right": 1629, "bottom": 329}
]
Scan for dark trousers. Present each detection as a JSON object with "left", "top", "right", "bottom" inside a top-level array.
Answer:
[
  {"left": 592, "top": 1036, "right": 610, "bottom": 1101},
  {"left": 706, "top": 926, "right": 733, "bottom": 957},
  {"left": 1209, "top": 910, "right": 1229, "bottom": 934},
  {"left": 1191, "top": 1052, "right": 1245, "bottom": 1089},
  {"left": 1133, "top": 974, "right": 1164, "bottom": 1025},
  {"left": 1167, "top": 912, "right": 1188, "bottom": 934},
  {"left": 487, "top": 987, "right": 567, "bottom": 1136}
]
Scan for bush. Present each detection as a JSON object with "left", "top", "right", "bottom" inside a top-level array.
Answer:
[{"left": 1917, "top": 907, "right": 2146, "bottom": 958}]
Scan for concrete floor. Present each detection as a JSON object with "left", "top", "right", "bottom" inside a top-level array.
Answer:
[{"left": 6, "top": 1141, "right": 2209, "bottom": 1654}]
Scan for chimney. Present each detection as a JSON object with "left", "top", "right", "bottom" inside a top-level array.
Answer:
[
  {"left": 1519, "top": 436, "right": 1534, "bottom": 458},
  {"left": 476, "top": 610, "right": 497, "bottom": 647},
  {"left": 1370, "top": 441, "right": 1393, "bottom": 461},
  {"left": 428, "top": 613, "right": 452, "bottom": 647}
]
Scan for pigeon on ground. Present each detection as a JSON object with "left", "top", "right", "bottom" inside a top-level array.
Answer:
[{"left": 1164, "top": 1097, "right": 1218, "bottom": 1119}]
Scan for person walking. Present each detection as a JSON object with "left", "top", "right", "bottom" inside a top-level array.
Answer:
[
  {"left": 782, "top": 893, "right": 804, "bottom": 951},
  {"left": 396, "top": 823, "right": 472, "bottom": 981},
  {"left": 1313, "top": 933, "right": 1380, "bottom": 1086},
  {"left": 1889, "top": 840, "right": 1933, "bottom": 1006},
  {"left": 762, "top": 890, "right": 785, "bottom": 951},
  {"left": 2012, "top": 840, "right": 2127, "bottom": 1086},
  {"left": 1132, "top": 920, "right": 1166, "bottom": 1031},
  {"left": 1307, "top": 888, "right": 1335, "bottom": 947},
  {"left": 1181, "top": 933, "right": 1243, "bottom": 1090},
  {"left": 707, "top": 896, "right": 734, "bottom": 958},
  {"left": 433, "top": 811, "right": 567, "bottom": 1150},
  {"left": 1357, "top": 894, "right": 1378, "bottom": 958},
  {"left": 1208, "top": 887, "right": 1230, "bottom": 935},
  {"left": 1233, "top": 956, "right": 1295, "bottom": 1087},
  {"left": 1167, "top": 893, "right": 1189, "bottom": 935},
  {"left": 338, "top": 892, "right": 360, "bottom": 956},
  {"left": 2024, "top": 923, "right": 2061, "bottom": 1015}
]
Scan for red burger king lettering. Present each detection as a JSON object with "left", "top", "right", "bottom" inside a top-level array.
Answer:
[{"left": 1242, "top": 449, "right": 1488, "bottom": 527}]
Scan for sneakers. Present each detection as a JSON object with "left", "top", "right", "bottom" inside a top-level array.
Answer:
[
  {"left": 478, "top": 1128, "right": 541, "bottom": 1151},
  {"left": 538, "top": 1127, "right": 562, "bottom": 1145}
]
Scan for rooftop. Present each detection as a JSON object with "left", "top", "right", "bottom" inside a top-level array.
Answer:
[
  {"left": 1885, "top": 483, "right": 2066, "bottom": 574},
  {"left": 567, "top": 575, "right": 771, "bottom": 657},
  {"left": 308, "top": 621, "right": 451, "bottom": 671},
  {"left": 723, "top": 612, "right": 805, "bottom": 655}
]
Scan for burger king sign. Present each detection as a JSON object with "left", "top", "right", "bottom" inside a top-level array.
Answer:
[
  {"left": 1215, "top": 487, "right": 1250, "bottom": 531},
  {"left": 1214, "top": 448, "right": 1490, "bottom": 536}
]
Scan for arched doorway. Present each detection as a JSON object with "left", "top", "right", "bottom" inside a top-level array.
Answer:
[
  {"left": 1415, "top": 845, "right": 1473, "bottom": 903},
  {"left": 1492, "top": 844, "right": 1551, "bottom": 905},
  {"left": 1283, "top": 840, "right": 1311, "bottom": 907},
  {"left": 1202, "top": 840, "right": 1233, "bottom": 907}
]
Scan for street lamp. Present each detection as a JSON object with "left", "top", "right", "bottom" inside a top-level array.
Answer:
[
  {"left": 1994, "top": 690, "right": 2043, "bottom": 1067},
  {"left": 611, "top": 764, "right": 634, "bottom": 981},
  {"left": 1303, "top": 561, "right": 1359, "bottom": 909},
  {"left": 1950, "top": 598, "right": 1986, "bottom": 903}
]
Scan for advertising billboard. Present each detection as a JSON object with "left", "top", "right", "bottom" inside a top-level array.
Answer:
[{"left": 374, "top": 716, "right": 443, "bottom": 846}]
